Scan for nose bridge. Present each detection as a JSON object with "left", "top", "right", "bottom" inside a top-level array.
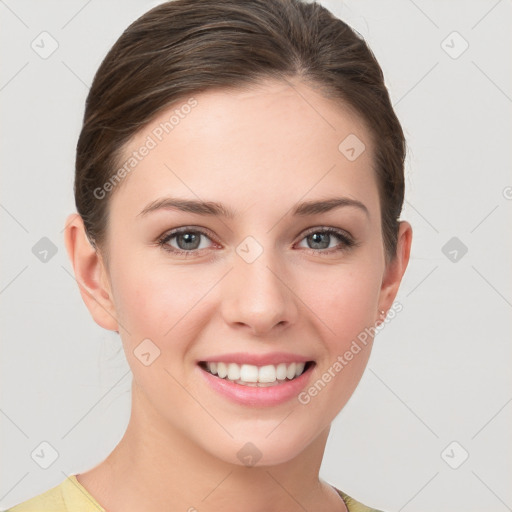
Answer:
[{"left": 221, "top": 236, "right": 297, "bottom": 334}]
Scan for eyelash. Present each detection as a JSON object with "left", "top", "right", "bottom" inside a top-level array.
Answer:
[{"left": 157, "top": 226, "right": 359, "bottom": 258}]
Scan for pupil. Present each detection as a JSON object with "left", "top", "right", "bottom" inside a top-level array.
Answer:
[
  {"left": 310, "top": 232, "right": 329, "bottom": 249},
  {"left": 179, "top": 232, "right": 199, "bottom": 250}
]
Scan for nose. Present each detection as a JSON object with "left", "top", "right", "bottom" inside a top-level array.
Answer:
[{"left": 220, "top": 247, "right": 299, "bottom": 337}]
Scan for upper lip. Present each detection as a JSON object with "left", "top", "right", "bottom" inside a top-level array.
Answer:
[{"left": 198, "top": 352, "right": 314, "bottom": 366}]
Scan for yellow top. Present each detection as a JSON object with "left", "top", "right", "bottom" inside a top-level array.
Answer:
[{"left": 5, "top": 475, "right": 384, "bottom": 512}]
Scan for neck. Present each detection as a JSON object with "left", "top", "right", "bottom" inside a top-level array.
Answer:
[{"left": 77, "top": 379, "right": 346, "bottom": 512}]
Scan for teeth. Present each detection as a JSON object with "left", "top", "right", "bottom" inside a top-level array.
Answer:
[
  {"left": 240, "top": 364, "right": 259, "bottom": 382},
  {"left": 227, "top": 363, "right": 240, "bottom": 381},
  {"left": 217, "top": 362, "right": 227, "bottom": 378},
  {"left": 258, "top": 365, "right": 276, "bottom": 383},
  {"left": 276, "top": 363, "right": 288, "bottom": 380},
  {"left": 286, "top": 362, "right": 296, "bottom": 380},
  {"left": 204, "top": 361, "right": 308, "bottom": 384}
]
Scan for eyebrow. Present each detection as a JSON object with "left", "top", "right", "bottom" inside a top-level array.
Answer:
[{"left": 137, "top": 196, "right": 369, "bottom": 219}]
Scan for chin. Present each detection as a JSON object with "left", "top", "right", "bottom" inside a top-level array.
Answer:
[{"left": 200, "top": 423, "right": 319, "bottom": 468}]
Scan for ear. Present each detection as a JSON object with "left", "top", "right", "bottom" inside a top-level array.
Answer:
[
  {"left": 63, "top": 213, "right": 119, "bottom": 331},
  {"left": 377, "top": 221, "right": 413, "bottom": 316}
]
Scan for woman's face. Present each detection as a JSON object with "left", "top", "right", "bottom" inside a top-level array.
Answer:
[{"left": 95, "top": 78, "right": 402, "bottom": 465}]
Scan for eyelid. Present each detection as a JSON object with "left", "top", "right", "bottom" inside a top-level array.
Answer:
[
  {"left": 299, "top": 225, "right": 354, "bottom": 242},
  {"left": 163, "top": 225, "right": 217, "bottom": 239}
]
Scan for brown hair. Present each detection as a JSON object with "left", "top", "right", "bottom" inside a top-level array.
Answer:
[{"left": 75, "top": 0, "right": 406, "bottom": 262}]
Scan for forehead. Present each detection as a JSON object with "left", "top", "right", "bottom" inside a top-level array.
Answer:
[{"left": 109, "top": 78, "right": 379, "bottom": 218}]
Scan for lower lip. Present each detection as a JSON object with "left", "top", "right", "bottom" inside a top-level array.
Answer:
[{"left": 197, "top": 363, "right": 315, "bottom": 407}]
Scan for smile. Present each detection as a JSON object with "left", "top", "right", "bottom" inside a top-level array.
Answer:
[
  {"left": 197, "top": 360, "right": 316, "bottom": 406},
  {"left": 199, "top": 361, "right": 314, "bottom": 387}
]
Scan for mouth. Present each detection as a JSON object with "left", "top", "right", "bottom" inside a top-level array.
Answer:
[{"left": 198, "top": 360, "right": 316, "bottom": 387}]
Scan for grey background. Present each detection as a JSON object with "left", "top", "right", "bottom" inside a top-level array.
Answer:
[{"left": 1, "top": 1, "right": 511, "bottom": 511}]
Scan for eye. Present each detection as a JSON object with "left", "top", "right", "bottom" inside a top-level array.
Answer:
[
  {"left": 296, "top": 227, "right": 357, "bottom": 254},
  {"left": 157, "top": 226, "right": 358, "bottom": 257},
  {"left": 157, "top": 227, "right": 216, "bottom": 256}
]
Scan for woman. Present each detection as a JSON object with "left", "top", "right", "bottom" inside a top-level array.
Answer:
[{"left": 7, "top": 0, "right": 412, "bottom": 510}]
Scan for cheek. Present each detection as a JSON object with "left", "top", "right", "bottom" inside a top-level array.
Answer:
[
  {"left": 110, "top": 257, "right": 213, "bottom": 352},
  {"left": 298, "top": 261, "right": 381, "bottom": 344},
  {"left": 110, "top": 264, "right": 197, "bottom": 397},
  {"left": 295, "top": 268, "right": 379, "bottom": 423}
]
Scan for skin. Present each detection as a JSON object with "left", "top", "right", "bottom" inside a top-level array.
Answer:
[{"left": 65, "top": 77, "right": 412, "bottom": 512}]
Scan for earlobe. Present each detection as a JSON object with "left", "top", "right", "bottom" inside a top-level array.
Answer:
[
  {"left": 63, "top": 213, "right": 119, "bottom": 332},
  {"left": 377, "top": 221, "right": 413, "bottom": 316}
]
